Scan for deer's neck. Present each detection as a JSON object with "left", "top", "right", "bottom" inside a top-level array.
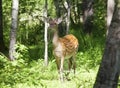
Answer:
[{"left": 52, "top": 30, "right": 59, "bottom": 46}]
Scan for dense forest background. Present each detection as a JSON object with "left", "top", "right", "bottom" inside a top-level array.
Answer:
[
  {"left": 1, "top": 0, "right": 119, "bottom": 88},
  {"left": 2, "top": 0, "right": 106, "bottom": 60}
]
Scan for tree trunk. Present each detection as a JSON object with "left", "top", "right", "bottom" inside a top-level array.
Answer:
[
  {"left": 82, "top": 0, "right": 94, "bottom": 34},
  {"left": 64, "top": 0, "right": 71, "bottom": 34},
  {"left": 44, "top": 0, "right": 48, "bottom": 66},
  {"left": 53, "top": 0, "right": 66, "bottom": 36},
  {"left": 106, "top": 0, "right": 115, "bottom": 35},
  {"left": 0, "top": 0, "right": 6, "bottom": 52},
  {"left": 93, "top": 1, "right": 120, "bottom": 88},
  {"left": 9, "top": 0, "right": 19, "bottom": 60}
]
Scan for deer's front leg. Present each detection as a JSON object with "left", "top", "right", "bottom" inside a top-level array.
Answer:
[
  {"left": 60, "top": 57, "right": 64, "bottom": 81},
  {"left": 55, "top": 57, "right": 60, "bottom": 71}
]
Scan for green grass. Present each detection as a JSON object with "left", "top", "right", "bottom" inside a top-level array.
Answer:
[
  {"left": 0, "top": 54, "right": 99, "bottom": 88},
  {"left": 1, "top": 40, "right": 120, "bottom": 88},
  {"left": 0, "top": 42, "right": 101, "bottom": 88}
]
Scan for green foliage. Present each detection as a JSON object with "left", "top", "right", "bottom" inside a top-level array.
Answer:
[
  {"left": 0, "top": 42, "right": 120, "bottom": 87},
  {"left": 15, "top": 43, "right": 29, "bottom": 59},
  {"left": 2, "top": 0, "right": 12, "bottom": 46},
  {"left": 3, "top": 0, "right": 120, "bottom": 87},
  {"left": 77, "top": 47, "right": 102, "bottom": 69},
  {"left": 93, "top": 0, "right": 106, "bottom": 33},
  {"left": 0, "top": 38, "right": 104, "bottom": 88},
  {"left": 0, "top": 53, "right": 98, "bottom": 88}
]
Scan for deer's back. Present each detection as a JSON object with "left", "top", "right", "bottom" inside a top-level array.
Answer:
[{"left": 59, "top": 34, "right": 79, "bottom": 57}]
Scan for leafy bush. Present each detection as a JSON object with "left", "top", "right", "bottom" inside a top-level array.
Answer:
[{"left": 15, "top": 43, "right": 30, "bottom": 59}]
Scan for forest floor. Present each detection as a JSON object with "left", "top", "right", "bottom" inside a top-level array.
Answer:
[
  {"left": 0, "top": 44, "right": 120, "bottom": 88},
  {"left": 9, "top": 68, "right": 97, "bottom": 88},
  {"left": 0, "top": 57, "right": 98, "bottom": 88}
]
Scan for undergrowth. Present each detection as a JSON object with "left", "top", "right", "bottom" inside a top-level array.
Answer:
[
  {"left": 0, "top": 54, "right": 98, "bottom": 88},
  {"left": 1, "top": 43, "right": 120, "bottom": 88},
  {"left": 0, "top": 42, "right": 103, "bottom": 88}
]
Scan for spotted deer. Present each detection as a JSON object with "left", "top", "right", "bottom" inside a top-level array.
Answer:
[{"left": 48, "top": 18, "right": 79, "bottom": 81}]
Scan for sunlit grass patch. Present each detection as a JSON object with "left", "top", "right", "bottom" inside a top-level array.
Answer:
[{"left": 0, "top": 54, "right": 99, "bottom": 88}]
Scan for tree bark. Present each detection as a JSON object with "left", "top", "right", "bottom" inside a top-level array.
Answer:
[
  {"left": 44, "top": 0, "right": 48, "bottom": 66},
  {"left": 0, "top": 0, "right": 6, "bottom": 52},
  {"left": 106, "top": 0, "right": 115, "bottom": 35},
  {"left": 94, "top": 1, "right": 120, "bottom": 88},
  {"left": 9, "top": 0, "right": 19, "bottom": 60},
  {"left": 82, "top": 0, "right": 94, "bottom": 34},
  {"left": 64, "top": 0, "right": 71, "bottom": 34},
  {"left": 53, "top": 0, "right": 66, "bottom": 36}
]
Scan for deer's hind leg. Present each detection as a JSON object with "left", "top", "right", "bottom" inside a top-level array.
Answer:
[
  {"left": 68, "top": 55, "right": 76, "bottom": 75},
  {"left": 72, "top": 55, "right": 76, "bottom": 75},
  {"left": 68, "top": 57, "right": 73, "bottom": 72}
]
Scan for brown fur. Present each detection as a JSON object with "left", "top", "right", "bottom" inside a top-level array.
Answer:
[
  {"left": 53, "top": 34, "right": 79, "bottom": 81},
  {"left": 48, "top": 18, "right": 79, "bottom": 81}
]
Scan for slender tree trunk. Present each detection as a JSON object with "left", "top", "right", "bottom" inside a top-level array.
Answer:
[
  {"left": 82, "top": 0, "right": 94, "bottom": 34},
  {"left": 94, "top": 1, "right": 120, "bottom": 88},
  {"left": 64, "top": 0, "right": 71, "bottom": 34},
  {"left": 44, "top": 0, "right": 48, "bottom": 66},
  {"left": 54, "top": 0, "right": 65, "bottom": 36},
  {"left": 0, "top": 0, "right": 6, "bottom": 52},
  {"left": 9, "top": 0, "right": 19, "bottom": 60}
]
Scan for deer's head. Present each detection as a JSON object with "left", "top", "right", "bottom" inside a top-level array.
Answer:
[
  {"left": 47, "top": 18, "right": 62, "bottom": 30},
  {"left": 43, "top": 13, "right": 67, "bottom": 30}
]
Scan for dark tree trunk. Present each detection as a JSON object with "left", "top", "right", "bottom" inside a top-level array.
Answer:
[
  {"left": 0, "top": 0, "right": 6, "bottom": 52},
  {"left": 53, "top": 0, "right": 66, "bottom": 36},
  {"left": 82, "top": 0, "right": 94, "bottom": 34},
  {"left": 93, "top": 1, "right": 120, "bottom": 88},
  {"left": 9, "top": 0, "right": 19, "bottom": 60}
]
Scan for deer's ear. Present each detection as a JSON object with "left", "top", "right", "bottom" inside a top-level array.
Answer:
[
  {"left": 55, "top": 17, "right": 63, "bottom": 24},
  {"left": 55, "top": 13, "right": 67, "bottom": 24},
  {"left": 42, "top": 16, "right": 51, "bottom": 23}
]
